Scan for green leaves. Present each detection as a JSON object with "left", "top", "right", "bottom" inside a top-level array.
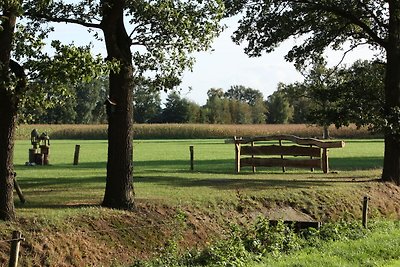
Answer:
[
  {"left": 127, "top": 0, "right": 225, "bottom": 91},
  {"left": 31, "top": 40, "right": 114, "bottom": 86},
  {"left": 24, "top": 0, "right": 224, "bottom": 92},
  {"left": 230, "top": 0, "right": 387, "bottom": 65},
  {"left": 280, "top": 59, "right": 385, "bottom": 131}
]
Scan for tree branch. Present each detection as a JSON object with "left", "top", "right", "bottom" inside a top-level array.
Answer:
[
  {"left": 26, "top": 12, "right": 102, "bottom": 29},
  {"left": 290, "top": 0, "right": 387, "bottom": 48},
  {"left": 9, "top": 59, "right": 27, "bottom": 96},
  {"left": 317, "top": 3, "right": 386, "bottom": 48},
  {"left": 355, "top": 0, "right": 388, "bottom": 30}
]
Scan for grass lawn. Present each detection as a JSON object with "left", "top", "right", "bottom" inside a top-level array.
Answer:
[
  {"left": 9, "top": 138, "right": 400, "bottom": 266},
  {"left": 257, "top": 221, "right": 400, "bottom": 267},
  {"left": 13, "top": 138, "right": 384, "bottom": 218}
]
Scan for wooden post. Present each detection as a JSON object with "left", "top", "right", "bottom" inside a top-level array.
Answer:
[
  {"left": 28, "top": 149, "right": 36, "bottom": 163},
  {"left": 9, "top": 231, "right": 23, "bottom": 267},
  {"left": 13, "top": 180, "right": 25, "bottom": 204},
  {"left": 234, "top": 137, "right": 241, "bottom": 173},
  {"left": 34, "top": 153, "right": 44, "bottom": 165},
  {"left": 189, "top": 145, "right": 194, "bottom": 171},
  {"left": 251, "top": 141, "right": 256, "bottom": 173},
  {"left": 12, "top": 172, "right": 25, "bottom": 204},
  {"left": 40, "top": 146, "right": 50, "bottom": 165},
  {"left": 310, "top": 145, "right": 314, "bottom": 172},
  {"left": 362, "top": 196, "right": 369, "bottom": 229},
  {"left": 73, "top": 145, "right": 80, "bottom": 165},
  {"left": 279, "top": 139, "right": 286, "bottom": 172},
  {"left": 322, "top": 148, "right": 329, "bottom": 173}
]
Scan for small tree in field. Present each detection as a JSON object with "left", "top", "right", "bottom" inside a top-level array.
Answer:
[
  {"left": 282, "top": 59, "right": 385, "bottom": 137},
  {"left": 265, "top": 88, "right": 293, "bottom": 124}
]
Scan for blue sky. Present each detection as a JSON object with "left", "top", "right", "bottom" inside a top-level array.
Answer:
[{"left": 48, "top": 16, "right": 374, "bottom": 106}]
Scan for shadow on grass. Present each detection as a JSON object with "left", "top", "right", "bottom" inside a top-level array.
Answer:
[
  {"left": 15, "top": 202, "right": 102, "bottom": 209},
  {"left": 329, "top": 157, "right": 383, "bottom": 170},
  {"left": 18, "top": 175, "right": 105, "bottom": 189},
  {"left": 134, "top": 175, "right": 380, "bottom": 191},
  {"left": 15, "top": 156, "right": 383, "bottom": 174},
  {"left": 134, "top": 156, "right": 383, "bottom": 173}
]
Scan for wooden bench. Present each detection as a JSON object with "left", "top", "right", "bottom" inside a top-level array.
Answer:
[{"left": 233, "top": 135, "right": 344, "bottom": 173}]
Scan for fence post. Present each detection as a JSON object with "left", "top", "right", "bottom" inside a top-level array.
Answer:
[
  {"left": 9, "top": 231, "right": 23, "bottom": 267},
  {"left": 362, "top": 196, "right": 370, "bottom": 228},
  {"left": 279, "top": 139, "right": 286, "bottom": 173},
  {"left": 251, "top": 141, "right": 256, "bottom": 173},
  {"left": 234, "top": 137, "right": 241, "bottom": 173},
  {"left": 189, "top": 146, "right": 194, "bottom": 171},
  {"left": 73, "top": 145, "right": 80, "bottom": 165}
]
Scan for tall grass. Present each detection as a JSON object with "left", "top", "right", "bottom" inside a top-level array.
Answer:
[{"left": 15, "top": 123, "right": 378, "bottom": 140}]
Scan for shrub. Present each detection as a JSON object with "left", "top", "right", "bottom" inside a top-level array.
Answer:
[{"left": 131, "top": 218, "right": 371, "bottom": 267}]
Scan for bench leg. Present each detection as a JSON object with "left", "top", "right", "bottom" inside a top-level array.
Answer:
[
  {"left": 235, "top": 142, "right": 241, "bottom": 173},
  {"left": 322, "top": 148, "right": 329, "bottom": 173}
]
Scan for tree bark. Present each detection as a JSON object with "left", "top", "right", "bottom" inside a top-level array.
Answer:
[
  {"left": 0, "top": 10, "right": 18, "bottom": 221},
  {"left": 382, "top": 1, "right": 400, "bottom": 185},
  {"left": 100, "top": 0, "right": 135, "bottom": 209},
  {"left": 322, "top": 125, "right": 330, "bottom": 140}
]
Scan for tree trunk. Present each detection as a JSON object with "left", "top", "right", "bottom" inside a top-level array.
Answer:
[
  {"left": 322, "top": 125, "right": 330, "bottom": 140},
  {"left": 101, "top": 0, "right": 135, "bottom": 209},
  {"left": 382, "top": 1, "right": 400, "bottom": 185},
  {"left": 0, "top": 11, "right": 17, "bottom": 221}
]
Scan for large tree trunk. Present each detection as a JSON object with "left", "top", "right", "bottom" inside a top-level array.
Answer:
[
  {"left": 0, "top": 11, "right": 17, "bottom": 220},
  {"left": 101, "top": 0, "right": 135, "bottom": 209},
  {"left": 0, "top": 96, "right": 17, "bottom": 221},
  {"left": 382, "top": 1, "right": 400, "bottom": 185}
]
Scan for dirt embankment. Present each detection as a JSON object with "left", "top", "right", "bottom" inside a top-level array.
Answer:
[{"left": 1, "top": 181, "right": 399, "bottom": 266}]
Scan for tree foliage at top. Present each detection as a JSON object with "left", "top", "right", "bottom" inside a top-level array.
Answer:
[
  {"left": 27, "top": 0, "right": 225, "bottom": 91},
  {"left": 226, "top": 0, "right": 386, "bottom": 66}
]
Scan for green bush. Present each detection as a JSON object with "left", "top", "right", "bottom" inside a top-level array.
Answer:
[
  {"left": 131, "top": 218, "right": 372, "bottom": 267},
  {"left": 241, "top": 217, "right": 302, "bottom": 257}
]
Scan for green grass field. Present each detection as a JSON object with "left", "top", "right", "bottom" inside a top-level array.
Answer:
[
  {"left": 13, "top": 138, "right": 384, "bottom": 218},
  {"left": 256, "top": 221, "right": 400, "bottom": 267},
  {"left": 8, "top": 138, "right": 400, "bottom": 266}
]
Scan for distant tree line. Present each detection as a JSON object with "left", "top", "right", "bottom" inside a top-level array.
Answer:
[
  {"left": 146, "top": 85, "right": 268, "bottom": 124},
  {"left": 138, "top": 58, "right": 385, "bottom": 127},
  {"left": 20, "top": 77, "right": 109, "bottom": 124},
  {"left": 20, "top": 60, "right": 383, "bottom": 127}
]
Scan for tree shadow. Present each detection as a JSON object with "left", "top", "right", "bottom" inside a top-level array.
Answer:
[
  {"left": 19, "top": 175, "right": 105, "bottom": 189},
  {"left": 15, "top": 161, "right": 107, "bottom": 170},
  {"left": 134, "top": 175, "right": 379, "bottom": 191},
  {"left": 15, "top": 202, "right": 101, "bottom": 209},
  {"left": 133, "top": 156, "right": 383, "bottom": 173}
]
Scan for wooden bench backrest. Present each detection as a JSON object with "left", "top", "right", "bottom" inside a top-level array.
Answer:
[
  {"left": 234, "top": 135, "right": 345, "bottom": 173},
  {"left": 234, "top": 135, "right": 344, "bottom": 149},
  {"left": 241, "top": 145, "right": 321, "bottom": 157}
]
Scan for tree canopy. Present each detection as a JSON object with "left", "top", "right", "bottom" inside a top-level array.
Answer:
[
  {"left": 226, "top": 0, "right": 400, "bottom": 183},
  {"left": 28, "top": 0, "right": 225, "bottom": 92},
  {"left": 226, "top": 0, "right": 385, "bottom": 66}
]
